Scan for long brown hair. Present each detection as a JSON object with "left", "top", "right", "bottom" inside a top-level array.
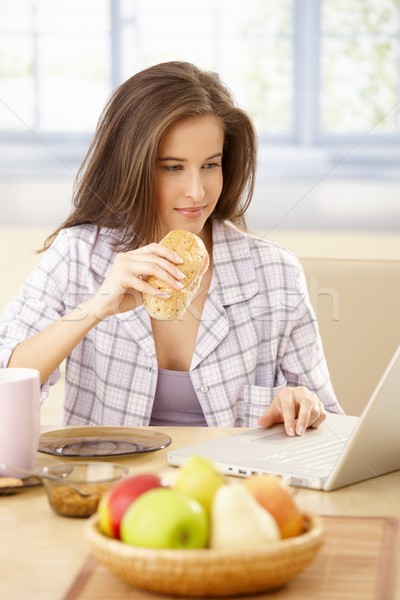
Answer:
[{"left": 42, "top": 61, "right": 257, "bottom": 252}]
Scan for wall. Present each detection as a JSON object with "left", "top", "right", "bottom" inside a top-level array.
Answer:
[{"left": 0, "top": 176, "right": 399, "bottom": 232}]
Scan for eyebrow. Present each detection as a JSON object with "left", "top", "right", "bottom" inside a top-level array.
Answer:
[{"left": 157, "top": 152, "right": 223, "bottom": 162}]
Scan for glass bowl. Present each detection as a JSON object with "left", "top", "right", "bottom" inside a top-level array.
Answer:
[{"left": 42, "top": 461, "right": 128, "bottom": 518}]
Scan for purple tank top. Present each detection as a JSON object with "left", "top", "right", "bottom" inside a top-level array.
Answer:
[{"left": 149, "top": 369, "right": 208, "bottom": 426}]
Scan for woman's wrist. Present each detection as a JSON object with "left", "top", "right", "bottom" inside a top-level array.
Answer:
[{"left": 63, "top": 298, "right": 103, "bottom": 328}]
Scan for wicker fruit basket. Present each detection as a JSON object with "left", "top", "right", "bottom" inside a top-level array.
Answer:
[{"left": 85, "top": 513, "right": 324, "bottom": 597}]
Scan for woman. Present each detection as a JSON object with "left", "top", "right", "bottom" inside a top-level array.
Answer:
[{"left": 0, "top": 61, "right": 343, "bottom": 431}]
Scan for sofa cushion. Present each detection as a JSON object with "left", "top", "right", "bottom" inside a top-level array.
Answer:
[{"left": 301, "top": 258, "right": 400, "bottom": 415}]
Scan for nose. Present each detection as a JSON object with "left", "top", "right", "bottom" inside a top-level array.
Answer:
[{"left": 184, "top": 170, "right": 205, "bottom": 202}]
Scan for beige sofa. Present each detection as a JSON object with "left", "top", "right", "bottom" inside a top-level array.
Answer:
[
  {"left": 267, "top": 230, "right": 400, "bottom": 416},
  {"left": 1, "top": 227, "right": 399, "bottom": 423}
]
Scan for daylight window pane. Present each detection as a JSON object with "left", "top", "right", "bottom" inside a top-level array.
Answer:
[
  {"left": 137, "top": 35, "right": 216, "bottom": 70},
  {"left": 128, "top": 0, "right": 292, "bottom": 137},
  {"left": 0, "top": 36, "right": 34, "bottom": 131},
  {"left": 0, "top": 0, "right": 110, "bottom": 134},
  {"left": 321, "top": 0, "right": 400, "bottom": 134},
  {"left": 321, "top": 36, "right": 399, "bottom": 133},
  {"left": 38, "top": 36, "right": 110, "bottom": 132},
  {"left": 220, "top": 37, "right": 292, "bottom": 136},
  {"left": 0, "top": 0, "right": 31, "bottom": 32},
  {"left": 137, "top": 0, "right": 217, "bottom": 35},
  {"left": 322, "top": 0, "right": 399, "bottom": 35},
  {"left": 35, "top": 0, "right": 109, "bottom": 34},
  {"left": 222, "top": 0, "right": 293, "bottom": 136}
]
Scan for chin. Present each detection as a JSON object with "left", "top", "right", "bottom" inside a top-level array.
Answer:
[{"left": 163, "top": 219, "right": 209, "bottom": 238}]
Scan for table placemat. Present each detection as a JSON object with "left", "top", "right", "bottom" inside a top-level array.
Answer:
[{"left": 62, "top": 515, "right": 399, "bottom": 600}]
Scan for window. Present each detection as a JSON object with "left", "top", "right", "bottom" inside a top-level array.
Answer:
[
  {"left": 0, "top": 0, "right": 110, "bottom": 134},
  {"left": 0, "top": 0, "right": 399, "bottom": 176},
  {"left": 321, "top": 0, "right": 400, "bottom": 138},
  {"left": 115, "top": 0, "right": 294, "bottom": 139}
]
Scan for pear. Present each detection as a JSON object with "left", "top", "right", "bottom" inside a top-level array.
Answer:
[
  {"left": 174, "top": 455, "right": 225, "bottom": 514},
  {"left": 210, "top": 482, "right": 281, "bottom": 550}
]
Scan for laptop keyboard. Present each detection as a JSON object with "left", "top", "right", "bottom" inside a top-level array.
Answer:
[{"left": 258, "top": 431, "right": 353, "bottom": 474}]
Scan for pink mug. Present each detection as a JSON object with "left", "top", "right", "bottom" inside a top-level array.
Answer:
[{"left": 0, "top": 368, "right": 41, "bottom": 477}]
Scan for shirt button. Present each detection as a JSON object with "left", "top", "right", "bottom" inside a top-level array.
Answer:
[{"left": 200, "top": 385, "right": 209, "bottom": 393}]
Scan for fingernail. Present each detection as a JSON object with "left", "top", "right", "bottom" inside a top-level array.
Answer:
[
  {"left": 176, "top": 271, "right": 186, "bottom": 279},
  {"left": 176, "top": 282, "right": 185, "bottom": 289},
  {"left": 156, "top": 293, "right": 171, "bottom": 298},
  {"left": 288, "top": 427, "right": 295, "bottom": 437},
  {"left": 296, "top": 425, "right": 305, "bottom": 436},
  {"left": 174, "top": 254, "right": 184, "bottom": 263}
]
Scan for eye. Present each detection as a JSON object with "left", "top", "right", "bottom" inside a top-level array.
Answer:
[
  {"left": 203, "top": 162, "right": 221, "bottom": 170},
  {"left": 162, "top": 164, "right": 183, "bottom": 172}
]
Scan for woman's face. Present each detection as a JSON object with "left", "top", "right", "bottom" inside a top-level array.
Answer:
[{"left": 154, "top": 113, "right": 224, "bottom": 243}]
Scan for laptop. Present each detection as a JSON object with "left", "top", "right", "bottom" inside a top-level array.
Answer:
[{"left": 167, "top": 345, "right": 400, "bottom": 490}]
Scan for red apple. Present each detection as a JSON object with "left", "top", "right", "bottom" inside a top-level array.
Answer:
[{"left": 98, "top": 473, "right": 166, "bottom": 539}]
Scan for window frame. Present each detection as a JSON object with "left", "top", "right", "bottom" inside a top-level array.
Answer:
[{"left": 0, "top": 0, "right": 399, "bottom": 178}]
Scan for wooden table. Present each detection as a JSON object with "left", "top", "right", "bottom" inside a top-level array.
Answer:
[{"left": 1, "top": 427, "right": 399, "bottom": 600}]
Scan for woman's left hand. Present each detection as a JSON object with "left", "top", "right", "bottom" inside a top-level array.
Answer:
[{"left": 257, "top": 386, "right": 327, "bottom": 436}]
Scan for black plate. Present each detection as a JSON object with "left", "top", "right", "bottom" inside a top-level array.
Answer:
[{"left": 38, "top": 426, "right": 172, "bottom": 457}]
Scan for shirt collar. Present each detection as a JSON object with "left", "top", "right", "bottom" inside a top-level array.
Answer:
[
  {"left": 91, "top": 228, "right": 119, "bottom": 279},
  {"left": 211, "top": 220, "right": 259, "bottom": 305}
]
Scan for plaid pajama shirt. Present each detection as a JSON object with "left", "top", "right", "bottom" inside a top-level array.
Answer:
[{"left": 0, "top": 220, "right": 343, "bottom": 426}]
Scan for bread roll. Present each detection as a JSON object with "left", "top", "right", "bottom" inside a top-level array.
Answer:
[
  {"left": 0, "top": 477, "right": 23, "bottom": 488},
  {"left": 143, "top": 230, "right": 209, "bottom": 320}
]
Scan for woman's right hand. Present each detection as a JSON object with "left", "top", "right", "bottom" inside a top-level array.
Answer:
[
  {"left": 8, "top": 242, "right": 186, "bottom": 383},
  {"left": 86, "top": 243, "right": 186, "bottom": 321}
]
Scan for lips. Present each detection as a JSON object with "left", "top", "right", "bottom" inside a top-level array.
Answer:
[{"left": 175, "top": 206, "right": 205, "bottom": 219}]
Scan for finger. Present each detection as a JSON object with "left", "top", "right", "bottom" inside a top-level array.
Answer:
[
  {"left": 143, "top": 267, "right": 185, "bottom": 292},
  {"left": 293, "top": 388, "right": 324, "bottom": 434},
  {"left": 295, "top": 408, "right": 311, "bottom": 435},
  {"left": 309, "top": 403, "right": 327, "bottom": 429},
  {"left": 258, "top": 389, "right": 297, "bottom": 437},
  {"left": 127, "top": 255, "right": 186, "bottom": 286},
  {"left": 134, "top": 243, "right": 184, "bottom": 265},
  {"left": 119, "top": 257, "right": 184, "bottom": 291},
  {"left": 278, "top": 389, "right": 298, "bottom": 437},
  {"left": 140, "top": 281, "right": 172, "bottom": 298},
  {"left": 257, "top": 403, "right": 283, "bottom": 429},
  {"left": 117, "top": 272, "right": 173, "bottom": 299}
]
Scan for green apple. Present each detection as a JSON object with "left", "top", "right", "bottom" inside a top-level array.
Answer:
[
  {"left": 210, "top": 482, "right": 281, "bottom": 550},
  {"left": 120, "top": 487, "right": 208, "bottom": 549},
  {"left": 174, "top": 455, "right": 225, "bottom": 513},
  {"left": 98, "top": 473, "right": 165, "bottom": 539}
]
